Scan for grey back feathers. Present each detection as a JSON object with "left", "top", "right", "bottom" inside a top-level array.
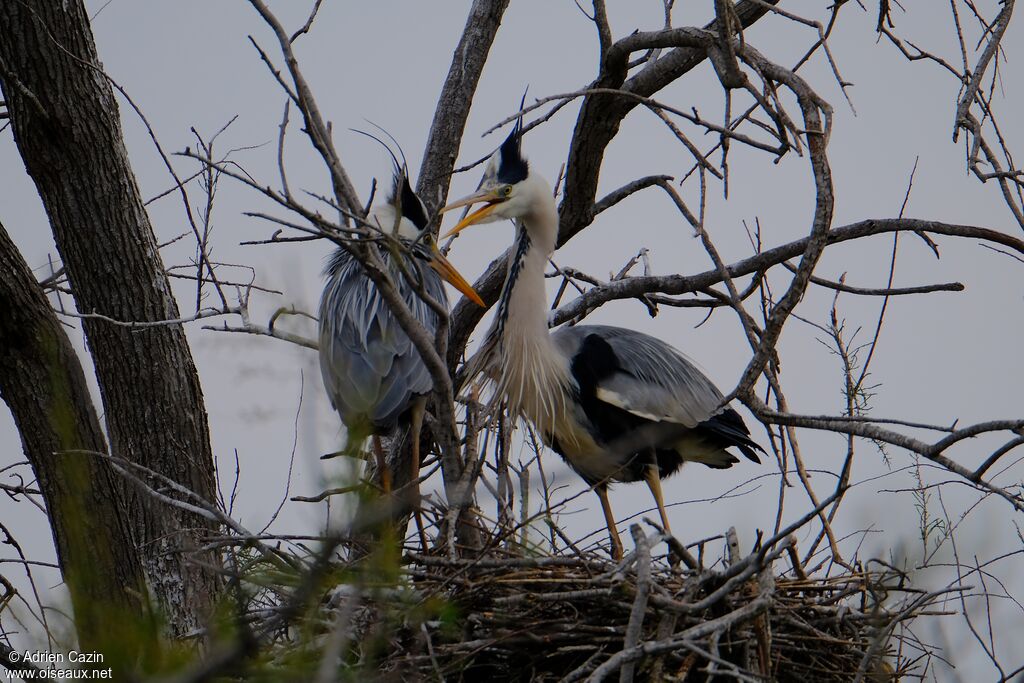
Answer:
[
  {"left": 552, "top": 325, "right": 726, "bottom": 429},
  {"left": 319, "top": 248, "right": 446, "bottom": 431},
  {"left": 318, "top": 176, "right": 445, "bottom": 433}
]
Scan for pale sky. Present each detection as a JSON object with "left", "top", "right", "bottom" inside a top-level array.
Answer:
[{"left": 1, "top": 1, "right": 1022, "bottom": 678}]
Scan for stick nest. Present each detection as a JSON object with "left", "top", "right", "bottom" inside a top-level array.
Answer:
[{"left": 332, "top": 537, "right": 919, "bottom": 682}]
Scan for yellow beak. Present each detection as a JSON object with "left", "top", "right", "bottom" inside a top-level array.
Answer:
[
  {"left": 428, "top": 245, "right": 484, "bottom": 307},
  {"left": 440, "top": 189, "right": 505, "bottom": 238}
]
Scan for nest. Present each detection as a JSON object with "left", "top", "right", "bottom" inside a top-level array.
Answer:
[{"left": 349, "top": 535, "right": 918, "bottom": 682}]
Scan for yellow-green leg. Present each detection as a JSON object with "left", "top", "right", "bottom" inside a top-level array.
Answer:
[
  {"left": 643, "top": 464, "right": 673, "bottom": 535},
  {"left": 372, "top": 434, "right": 391, "bottom": 495},
  {"left": 409, "top": 398, "right": 429, "bottom": 553},
  {"left": 596, "top": 484, "right": 624, "bottom": 561}
]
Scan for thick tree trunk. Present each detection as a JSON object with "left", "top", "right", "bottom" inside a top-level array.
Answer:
[
  {"left": 0, "top": 221, "right": 144, "bottom": 653},
  {"left": 0, "top": 1, "right": 220, "bottom": 636}
]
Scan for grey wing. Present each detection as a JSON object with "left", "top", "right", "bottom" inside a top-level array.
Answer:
[
  {"left": 318, "top": 250, "right": 447, "bottom": 430},
  {"left": 551, "top": 324, "right": 726, "bottom": 428}
]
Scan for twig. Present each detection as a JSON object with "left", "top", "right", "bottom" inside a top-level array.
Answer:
[{"left": 619, "top": 525, "right": 651, "bottom": 683}]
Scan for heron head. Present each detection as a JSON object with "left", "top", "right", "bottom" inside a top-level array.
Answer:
[
  {"left": 440, "top": 122, "right": 554, "bottom": 243},
  {"left": 364, "top": 168, "right": 483, "bottom": 307},
  {"left": 395, "top": 172, "right": 429, "bottom": 234},
  {"left": 367, "top": 170, "right": 431, "bottom": 241}
]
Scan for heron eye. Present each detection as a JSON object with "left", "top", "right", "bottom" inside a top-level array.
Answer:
[{"left": 503, "top": 186, "right": 513, "bottom": 197}]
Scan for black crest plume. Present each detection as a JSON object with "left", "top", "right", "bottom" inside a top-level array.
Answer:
[
  {"left": 395, "top": 173, "right": 428, "bottom": 230},
  {"left": 350, "top": 124, "right": 428, "bottom": 230},
  {"left": 497, "top": 90, "right": 529, "bottom": 185}
]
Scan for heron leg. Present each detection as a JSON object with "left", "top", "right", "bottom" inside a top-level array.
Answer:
[
  {"left": 643, "top": 464, "right": 697, "bottom": 569},
  {"left": 595, "top": 484, "right": 624, "bottom": 561},
  {"left": 409, "top": 398, "right": 429, "bottom": 554},
  {"left": 643, "top": 464, "right": 672, "bottom": 535},
  {"left": 372, "top": 435, "right": 391, "bottom": 495}
]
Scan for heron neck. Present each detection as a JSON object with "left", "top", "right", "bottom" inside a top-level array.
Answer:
[
  {"left": 493, "top": 191, "right": 557, "bottom": 334},
  {"left": 489, "top": 222, "right": 571, "bottom": 426},
  {"left": 496, "top": 224, "right": 550, "bottom": 340}
]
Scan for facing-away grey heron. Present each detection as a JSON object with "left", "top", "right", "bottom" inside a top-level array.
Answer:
[
  {"left": 441, "top": 122, "right": 763, "bottom": 559},
  {"left": 319, "top": 162, "right": 483, "bottom": 501}
]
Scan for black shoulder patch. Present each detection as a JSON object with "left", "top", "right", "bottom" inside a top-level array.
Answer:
[{"left": 570, "top": 333, "right": 621, "bottom": 394}]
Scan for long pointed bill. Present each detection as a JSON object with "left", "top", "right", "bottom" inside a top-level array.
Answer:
[
  {"left": 440, "top": 189, "right": 504, "bottom": 238},
  {"left": 443, "top": 203, "right": 500, "bottom": 238},
  {"left": 429, "top": 246, "right": 484, "bottom": 307}
]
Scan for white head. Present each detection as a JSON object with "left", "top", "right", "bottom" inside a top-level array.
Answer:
[
  {"left": 366, "top": 170, "right": 430, "bottom": 240},
  {"left": 441, "top": 124, "right": 557, "bottom": 254},
  {"left": 359, "top": 167, "right": 483, "bottom": 306}
]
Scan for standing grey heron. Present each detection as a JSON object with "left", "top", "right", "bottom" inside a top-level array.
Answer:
[
  {"left": 441, "top": 122, "right": 763, "bottom": 559},
  {"left": 319, "top": 160, "right": 483, "bottom": 505}
]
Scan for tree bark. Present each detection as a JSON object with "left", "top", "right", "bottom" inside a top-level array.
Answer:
[
  {"left": 416, "top": 0, "right": 512, "bottom": 218},
  {"left": 0, "top": 0, "right": 220, "bottom": 636},
  {"left": 0, "top": 221, "right": 144, "bottom": 654}
]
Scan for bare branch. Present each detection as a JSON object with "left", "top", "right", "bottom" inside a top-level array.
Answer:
[
  {"left": 416, "top": 0, "right": 510, "bottom": 218},
  {"left": 550, "top": 218, "right": 1024, "bottom": 326}
]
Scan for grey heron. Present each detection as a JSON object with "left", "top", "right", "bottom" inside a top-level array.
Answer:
[
  {"left": 319, "top": 160, "right": 483, "bottom": 506},
  {"left": 441, "top": 123, "right": 763, "bottom": 560}
]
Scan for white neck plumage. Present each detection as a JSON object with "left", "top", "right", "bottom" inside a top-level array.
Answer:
[{"left": 487, "top": 209, "right": 571, "bottom": 435}]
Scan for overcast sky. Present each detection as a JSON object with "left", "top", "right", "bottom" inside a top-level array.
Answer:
[{"left": 1, "top": 1, "right": 1022, "bottom": 678}]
